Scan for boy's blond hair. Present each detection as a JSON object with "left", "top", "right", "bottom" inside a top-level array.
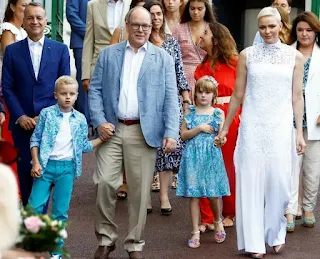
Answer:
[{"left": 54, "top": 76, "right": 78, "bottom": 91}]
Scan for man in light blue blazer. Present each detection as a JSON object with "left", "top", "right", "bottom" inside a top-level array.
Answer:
[
  {"left": 89, "top": 6, "right": 179, "bottom": 259},
  {"left": 66, "top": 0, "right": 90, "bottom": 122}
]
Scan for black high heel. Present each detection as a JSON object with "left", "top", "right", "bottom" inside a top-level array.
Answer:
[{"left": 160, "top": 208, "right": 172, "bottom": 216}]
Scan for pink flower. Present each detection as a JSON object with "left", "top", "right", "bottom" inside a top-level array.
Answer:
[{"left": 24, "top": 216, "right": 45, "bottom": 233}]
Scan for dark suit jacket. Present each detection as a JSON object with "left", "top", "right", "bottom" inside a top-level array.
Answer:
[
  {"left": 2, "top": 37, "right": 70, "bottom": 128},
  {"left": 66, "top": 0, "right": 89, "bottom": 49}
]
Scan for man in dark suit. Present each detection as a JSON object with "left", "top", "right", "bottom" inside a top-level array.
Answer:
[
  {"left": 66, "top": 0, "right": 90, "bottom": 123},
  {"left": 2, "top": 2, "right": 70, "bottom": 206}
]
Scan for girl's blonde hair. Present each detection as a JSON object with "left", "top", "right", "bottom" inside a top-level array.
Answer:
[{"left": 194, "top": 76, "right": 218, "bottom": 105}]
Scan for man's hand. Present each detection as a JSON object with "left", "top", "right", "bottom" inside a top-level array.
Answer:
[
  {"left": 0, "top": 112, "right": 5, "bottom": 125},
  {"left": 18, "top": 115, "right": 36, "bottom": 130},
  {"left": 163, "top": 138, "right": 177, "bottom": 154},
  {"left": 82, "top": 79, "right": 90, "bottom": 92},
  {"left": 31, "top": 162, "right": 42, "bottom": 178},
  {"left": 97, "top": 122, "right": 115, "bottom": 141}
]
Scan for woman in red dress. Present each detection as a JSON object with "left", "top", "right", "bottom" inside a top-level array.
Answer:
[{"left": 194, "top": 22, "right": 241, "bottom": 229}]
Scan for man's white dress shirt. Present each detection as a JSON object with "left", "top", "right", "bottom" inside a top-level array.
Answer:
[
  {"left": 117, "top": 41, "right": 147, "bottom": 120},
  {"left": 27, "top": 35, "right": 45, "bottom": 79},
  {"left": 107, "top": 0, "right": 124, "bottom": 34},
  {"left": 16, "top": 35, "right": 44, "bottom": 124}
]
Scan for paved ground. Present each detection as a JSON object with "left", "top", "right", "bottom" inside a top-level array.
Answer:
[{"left": 65, "top": 152, "right": 320, "bottom": 259}]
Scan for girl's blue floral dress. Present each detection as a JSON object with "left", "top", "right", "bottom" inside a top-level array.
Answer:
[{"left": 176, "top": 106, "right": 230, "bottom": 198}]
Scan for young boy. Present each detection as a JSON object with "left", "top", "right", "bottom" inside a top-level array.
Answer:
[{"left": 28, "top": 76, "right": 103, "bottom": 259}]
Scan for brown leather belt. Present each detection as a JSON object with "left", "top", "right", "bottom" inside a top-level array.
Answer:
[{"left": 118, "top": 119, "right": 140, "bottom": 126}]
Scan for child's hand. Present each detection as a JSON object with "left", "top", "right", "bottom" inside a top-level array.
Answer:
[
  {"left": 215, "top": 129, "right": 228, "bottom": 147},
  {"left": 198, "top": 123, "right": 214, "bottom": 134},
  {"left": 31, "top": 162, "right": 42, "bottom": 178},
  {"left": 100, "top": 137, "right": 108, "bottom": 142}
]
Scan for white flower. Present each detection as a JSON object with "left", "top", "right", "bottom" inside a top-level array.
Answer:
[
  {"left": 59, "top": 229, "right": 68, "bottom": 239},
  {"left": 51, "top": 220, "right": 58, "bottom": 226}
]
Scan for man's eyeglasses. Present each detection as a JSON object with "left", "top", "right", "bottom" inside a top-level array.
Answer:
[{"left": 130, "top": 23, "right": 152, "bottom": 31}]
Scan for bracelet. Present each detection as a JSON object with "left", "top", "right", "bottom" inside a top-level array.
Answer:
[{"left": 183, "top": 99, "right": 191, "bottom": 104}]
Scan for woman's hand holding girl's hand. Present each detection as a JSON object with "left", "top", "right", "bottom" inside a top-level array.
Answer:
[
  {"left": 214, "top": 130, "right": 228, "bottom": 147},
  {"left": 198, "top": 123, "right": 214, "bottom": 134}
]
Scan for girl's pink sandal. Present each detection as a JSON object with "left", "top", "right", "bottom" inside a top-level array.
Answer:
[{"left": 188, "top": 231, "right": 200, "bottom": 248}]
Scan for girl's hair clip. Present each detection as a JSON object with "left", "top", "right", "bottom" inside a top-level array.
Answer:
[{"left": 203, "top": 76, "right": 219, "bottom": 87}]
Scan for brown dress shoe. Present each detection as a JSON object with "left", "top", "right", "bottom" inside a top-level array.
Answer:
[
  {"left": 128, "top": 251, "right": 144, "bottom": 259},
  {"left": 94, "top": 245, "right": 115, "bottom": 259}
]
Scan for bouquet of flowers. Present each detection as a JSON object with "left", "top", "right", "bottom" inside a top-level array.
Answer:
[{"left": 17, "top": 207, "right": 69, "bottom": 256}]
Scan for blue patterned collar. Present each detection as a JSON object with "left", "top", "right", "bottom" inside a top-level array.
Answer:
[{"left": 53, "top": 103, "right": 76, "bottom": 117}]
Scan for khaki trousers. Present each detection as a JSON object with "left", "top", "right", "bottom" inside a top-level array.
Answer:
[
  {"left": 287, "top": 129, "right": 320, "bottom": 214},
  {"left": 93, "top": 123, "right": 157, "bottom": 252}
]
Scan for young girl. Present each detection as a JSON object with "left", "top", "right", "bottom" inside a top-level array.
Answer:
[{"left": 176, "top": 76, "right": 230, "bottom": 248}]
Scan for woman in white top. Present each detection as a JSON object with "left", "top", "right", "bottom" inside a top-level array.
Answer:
[
  {"left": 0, "top": 0, "right": 29, "bottom": 54},
  {"left": 215, "top": 7, "right": 305, "bottom": 258},
  {"left": 285, "top": 11, "right": 320, "bottom": 231}
]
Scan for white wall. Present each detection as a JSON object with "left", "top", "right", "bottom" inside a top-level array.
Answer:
[{"left": 305, "top": 0, "right": 312, "bottom": 11}]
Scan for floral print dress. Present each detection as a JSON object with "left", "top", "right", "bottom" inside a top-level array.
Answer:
[
  {"left": 176, "top": 106, "right": 230, "bottom": 197},
  {"left": 155, "top": 35, "right": 190, "bottom": 173}
]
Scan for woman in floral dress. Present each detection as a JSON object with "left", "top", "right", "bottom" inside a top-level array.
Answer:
[{"left": 144, "top": 1, "right": 190, "bottom": 214}]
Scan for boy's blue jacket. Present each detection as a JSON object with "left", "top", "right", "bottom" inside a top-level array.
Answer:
[{"left": 30, "top": 104, "right": 93, "bottom": 178}]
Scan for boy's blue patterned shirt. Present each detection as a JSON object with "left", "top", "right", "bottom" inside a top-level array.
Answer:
[{"left": 30, "top": 104, "right": 93, "bottom": 178}]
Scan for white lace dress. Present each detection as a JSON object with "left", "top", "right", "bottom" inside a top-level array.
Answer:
[{"left": 234, "top": 41, "right": 296, "bottom": 254}]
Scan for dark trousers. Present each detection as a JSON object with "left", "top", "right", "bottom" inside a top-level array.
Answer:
[
  {"left": 73, "top": 48, "right": 90, "bottom": 123},
  {"left": 11, "top": 126, "right": 33, "bottom": 206},
  {"left": 12, "top": 125, "right": 49, "bottom": 212}
]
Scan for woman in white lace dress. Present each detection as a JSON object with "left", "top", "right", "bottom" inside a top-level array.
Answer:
[{"left": 215, "top": 7, "right": 305, "bottom": 258}]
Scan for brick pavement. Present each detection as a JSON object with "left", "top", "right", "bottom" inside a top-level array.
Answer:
[{"left": 66, "top": 152, "right": 320, "bottom": 259}]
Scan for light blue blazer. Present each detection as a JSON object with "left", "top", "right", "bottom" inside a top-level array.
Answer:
[{"left": 88, "top": 41, "right": 180, "bottom": 148}]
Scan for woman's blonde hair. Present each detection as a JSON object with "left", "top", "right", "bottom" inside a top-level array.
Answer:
[
  {"left": 257, "top": 7, "right": 281, "bottom": 24},
  {"left": 194, "top": 76, "right": 218, "bottom": 105},
  {"left": 0, "top": 164, "right": 20, "bottom": 252}
]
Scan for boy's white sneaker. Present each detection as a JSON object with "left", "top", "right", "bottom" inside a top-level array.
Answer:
[{"left": 50, "top": 255, "right": 62, "bottom": 259}]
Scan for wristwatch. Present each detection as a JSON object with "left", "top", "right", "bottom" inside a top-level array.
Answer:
[{"left": 183, "top": 99, "right": 191, "bottom": 104}]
